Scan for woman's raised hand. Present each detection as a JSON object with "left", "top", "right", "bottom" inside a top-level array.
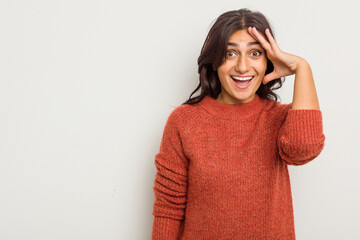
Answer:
[{"left": 247, "top": 26, "right": 305, "bottom": 84}]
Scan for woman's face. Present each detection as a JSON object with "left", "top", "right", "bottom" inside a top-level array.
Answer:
[{"left": 216, "top": 29, "right": 268, "bottom": 104}]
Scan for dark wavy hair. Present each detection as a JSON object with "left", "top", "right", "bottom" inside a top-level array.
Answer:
[{"left": 182, "top": 8, "right": 284, "bottom": 105}]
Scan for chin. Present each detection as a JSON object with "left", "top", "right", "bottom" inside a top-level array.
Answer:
[{"left": 230, "top": 93, "right": 255, "bottom": 104}]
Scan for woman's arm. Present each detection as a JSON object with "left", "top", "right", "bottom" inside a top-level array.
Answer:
[
  {"left": 275, "top": 58, "right": 325, "bottom": 165},
  {"left": 152, "top": 108, "right": 188, "bottom": 239},
  {"left": 291, "top": 59, "right": 320, "bottom": 110},
  {"left": 248, "top": 27, "right": 325, "bottom": 165}
]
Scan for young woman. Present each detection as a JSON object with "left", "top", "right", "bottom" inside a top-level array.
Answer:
[{"left": 151, "top": 8, "right": 325, "bottom": 240}]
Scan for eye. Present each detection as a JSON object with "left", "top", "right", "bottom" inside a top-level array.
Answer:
[
  {"left": 226, "top": 50, "right": 236, "bottom": 57},
  {"left": 251, "top": 50, "right": 263, "bottom": 57}
]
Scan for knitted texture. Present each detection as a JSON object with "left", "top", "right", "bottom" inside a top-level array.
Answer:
[{"left": 151, "top": 94, "right": 325, "bottom": 240}]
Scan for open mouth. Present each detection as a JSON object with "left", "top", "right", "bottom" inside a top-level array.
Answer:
[{"left": 231, "top": 76, "right": 254, "bottom": 89}]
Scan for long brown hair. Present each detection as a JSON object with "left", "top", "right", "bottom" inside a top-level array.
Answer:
[{"left": 182, "top": 8, "right": 284, "bottom": 105}]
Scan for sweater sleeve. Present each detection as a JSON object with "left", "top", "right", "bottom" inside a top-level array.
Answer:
[
  {"left": 277, "top": 106, "right": 326, "bottom": 166},
  {"left": 151, "top": 109, "right": 188, "bottom": 240}
]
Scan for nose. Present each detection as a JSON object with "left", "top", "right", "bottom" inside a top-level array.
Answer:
[{"left": 235, "top": 56, "right": 250, "bottom": 73}]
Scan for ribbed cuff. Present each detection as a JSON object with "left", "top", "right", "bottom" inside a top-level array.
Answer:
[{"left": 151, "top": 217, "right": 182, "bottom": 240}]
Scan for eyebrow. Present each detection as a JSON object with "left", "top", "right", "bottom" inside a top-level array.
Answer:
[{"left": 228, "top": 41, "right": 260, "bottom": 47}]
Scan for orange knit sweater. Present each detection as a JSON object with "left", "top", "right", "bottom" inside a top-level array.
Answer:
[{"left": 151, "top": 94, "right": 325, "bottom": 240}]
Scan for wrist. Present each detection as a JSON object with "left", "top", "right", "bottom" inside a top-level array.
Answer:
[{"left": 294, "top": 58, "right": 310, "bottom": 74}]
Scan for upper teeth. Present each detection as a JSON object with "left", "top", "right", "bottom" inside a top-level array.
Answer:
[{"left": 232, "top": 76, "right": 253, "bottom": 81}]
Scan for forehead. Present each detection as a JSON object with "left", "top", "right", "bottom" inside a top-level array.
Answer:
[{"left": 228, "top": 29, "right": 257, "bottom": 46}]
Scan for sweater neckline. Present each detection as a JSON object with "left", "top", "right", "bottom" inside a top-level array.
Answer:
[{"left": 198, "top": 94, "right": 266, "bottom": 120}]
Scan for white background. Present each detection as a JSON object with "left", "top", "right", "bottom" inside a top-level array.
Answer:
[{"left": 0, "top": 0, "right": 359, "bottom": 239}]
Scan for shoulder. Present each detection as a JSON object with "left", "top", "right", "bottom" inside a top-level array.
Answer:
[
  {"left": 263, "top": 98, "right": 293, "bottom": 123},
  {"left": 164, "top": 100, "right": 204, "bottom": 132},
  {"left": 165, "top": 102, "right": 197, "bottom": 125}
]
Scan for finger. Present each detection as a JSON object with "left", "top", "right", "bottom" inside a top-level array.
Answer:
[
  {"left": 248, "top": 27, "right": 258, "bottom": 40},
  {"left": 263, "top": 72, "right": 278, "bottom": 84},
  {"left": 247, "top": 26, "right": 256, "bottom": 39},
  {"left": 265, "top": 28, "right": 281, "bottom": 51},
  {"left": 251, "top": 27, "right": 271, "bottom": 51},
  {"left": 248, "top": 27, "right": 258, "bottom": 43}
]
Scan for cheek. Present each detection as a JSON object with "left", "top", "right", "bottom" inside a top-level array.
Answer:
[
  {"left": 256, "top": 60, "right": 267, "bottom": 74},
  {"left": 218, "top": 61, "right": 231, "bottom": 71},
  {"left": 217, "top": 63, "right": 232, "bottom": 80}
]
